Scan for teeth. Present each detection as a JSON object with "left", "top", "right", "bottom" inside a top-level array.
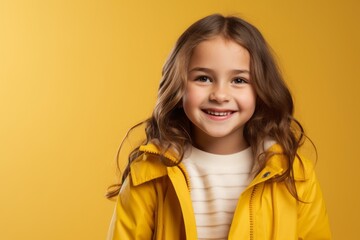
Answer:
[{"left": 206, "top": 110, "right": 231, "bottom": 116}]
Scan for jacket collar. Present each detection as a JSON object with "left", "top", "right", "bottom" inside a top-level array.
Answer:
[
  {"left": 139, "top": 144, "right": 179, "bottom": 163},
  {"left": 130, "top": 143, "right": 309, "bottom": 187},
  {"left": 129, "top": 144, "right": 179, "bottom": 186}
]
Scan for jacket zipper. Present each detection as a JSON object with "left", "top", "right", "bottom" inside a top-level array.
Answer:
[{"left": 249, "top": 185, "right": 258, "bottom": 240}]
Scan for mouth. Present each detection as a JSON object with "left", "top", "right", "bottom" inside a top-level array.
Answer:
[{"left": 202, "top": 109, "right": 235, "bottom": 116}]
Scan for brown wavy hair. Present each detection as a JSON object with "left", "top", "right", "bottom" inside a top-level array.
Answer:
[{"left": 107, "top": 14, "right": 310, "bottom": 200}]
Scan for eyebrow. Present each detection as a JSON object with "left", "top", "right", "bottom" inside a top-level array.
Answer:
[{"left": 188, "top": 67, "right": 250, "bottom": 74}]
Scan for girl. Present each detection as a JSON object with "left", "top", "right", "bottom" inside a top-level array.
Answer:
[{"left": 107, "top": 14, "right": 331, "bottom": 239}]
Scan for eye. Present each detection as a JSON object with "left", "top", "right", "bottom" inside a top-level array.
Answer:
[
  {"left": 195, "top": 75, "right": 212, "bottom": 83},
  {"left": 232, "top": 77, "right": 248, "bottom": 84}
]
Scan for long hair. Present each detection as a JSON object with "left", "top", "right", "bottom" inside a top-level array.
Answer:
[{"left": 107, "top": 14, "right": 309, "bottom": 199}]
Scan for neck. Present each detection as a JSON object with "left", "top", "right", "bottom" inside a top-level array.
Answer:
[{"left": 192, "top": 131, "right": 249, "bottom": 155}]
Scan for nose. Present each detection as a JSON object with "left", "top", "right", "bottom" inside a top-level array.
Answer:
[{"left": 209, "top": 84, "right": 230, "bottom": 103}]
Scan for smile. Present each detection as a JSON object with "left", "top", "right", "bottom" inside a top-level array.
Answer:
[{"left": 203, "top": 109, "right": 235, "bottom": 116}]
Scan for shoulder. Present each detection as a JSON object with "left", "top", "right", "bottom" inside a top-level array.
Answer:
[
  {"left": 129, "top": 152, "right": 169, "bottom": 186},
  {"left": 293, "top": 154, "right": 316, "bottom": 181},
  {"left": 267, "top": 143, "right": 316, "bottom": 181}
]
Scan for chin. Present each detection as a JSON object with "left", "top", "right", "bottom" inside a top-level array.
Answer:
[{"left": 204, "top": 131, "right": 234, "bottom": 139}]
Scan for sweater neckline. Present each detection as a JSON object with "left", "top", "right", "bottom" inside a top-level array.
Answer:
[{"left": 183, "top": 145, "right": 253, "bottom": 169}]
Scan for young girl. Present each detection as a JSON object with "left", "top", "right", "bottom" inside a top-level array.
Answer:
[{"left": 107, "top": 14, "right": 331, "bottom": 239}]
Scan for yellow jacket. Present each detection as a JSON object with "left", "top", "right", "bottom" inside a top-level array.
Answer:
[{"left": 108, "top": 144, "right": 331, "bottom": 240}]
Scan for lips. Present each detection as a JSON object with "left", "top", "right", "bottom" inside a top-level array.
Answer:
[{"left": 202, "top": 109, "right": 235, "bottom": 117}]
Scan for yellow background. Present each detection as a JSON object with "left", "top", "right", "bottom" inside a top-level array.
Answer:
[{"left": 1, "top": 0, "right": 359, "bottom": 239}]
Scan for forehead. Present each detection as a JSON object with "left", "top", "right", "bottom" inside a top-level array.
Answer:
[{"left": 188, "top": 36, "right": 250, "bottom": 71}]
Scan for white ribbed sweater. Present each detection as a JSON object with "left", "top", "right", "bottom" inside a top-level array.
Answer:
[{"left": 182, "top": 146, "right": 254, "bottom": 240}]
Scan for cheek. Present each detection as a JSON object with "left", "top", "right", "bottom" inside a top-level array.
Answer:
[
  {"left": 182, "top": 86, "right": 205, "bottom": 125},
  {"left": 238, "top": 89, "right": 257, "bottom": 110},
  {"left": 182, "top": 86, "right": 201, "bottom": 108}
]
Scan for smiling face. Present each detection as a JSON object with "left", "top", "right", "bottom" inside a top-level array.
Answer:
[{"left": 182, "top": 36, "right": 256, "bottom": 154}]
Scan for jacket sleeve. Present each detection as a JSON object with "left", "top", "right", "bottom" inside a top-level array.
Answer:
[
  {"left": 107, "top": 176, "right": 156, "bottom": 240},
  {"left": 297, "top": 167, "right": 332, "bottom": 239}
]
